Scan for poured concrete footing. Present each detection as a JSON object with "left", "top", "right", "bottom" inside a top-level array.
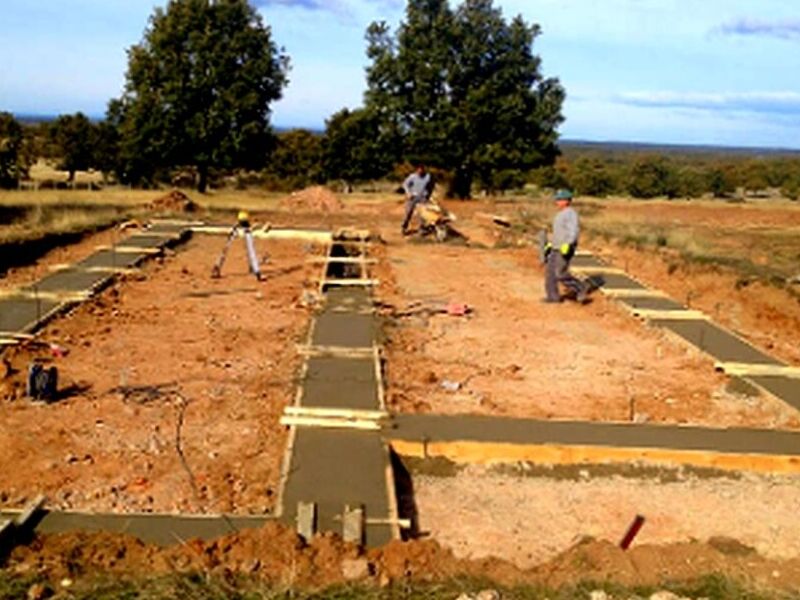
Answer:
[
  {"left": 0, "top": 510, "right": 273, "bottom": 546},
  {"left": 388, "top": 414, "right": 800, "bottom": 473}
]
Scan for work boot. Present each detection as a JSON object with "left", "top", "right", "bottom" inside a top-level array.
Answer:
[{"left": 576, "top": 282, "right": 590, "bottom": 304}]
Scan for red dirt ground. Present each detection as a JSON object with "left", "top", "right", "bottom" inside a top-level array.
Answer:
[
  {"left": 0, "top": 234, "right": 321, "bottom": 514},
  {"left": 3, "top": 195, "right": 800, "bottom": 593}
]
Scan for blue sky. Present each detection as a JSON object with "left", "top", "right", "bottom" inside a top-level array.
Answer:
[{"left": 1, "top": 0, "right": 800, "bottom": 148}]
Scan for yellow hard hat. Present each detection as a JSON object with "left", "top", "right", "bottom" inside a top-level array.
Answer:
[{"left": 237, "top": 210, "right": 250, "bottom": 222}]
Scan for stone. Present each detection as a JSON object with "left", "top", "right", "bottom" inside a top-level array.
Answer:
[
  {"left": 649, "top": 592, "right": 682, "bottom": 600},
  {"left": 589, "top": 591, "right": 609, "bottom": 600},
  {"left": 341, "top": 557, "right": 370, "bottom": 581},
  {"left": 476, "top": 590, "right": 501, "bottom": 600}
]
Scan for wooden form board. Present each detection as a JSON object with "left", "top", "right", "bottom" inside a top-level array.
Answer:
[
  {"left": 571, "top": 265, "right": 626, "bottom": 275},
  {"left": 0, "top": 289, "right": 90, "bottom": 302},
  {"left": 321, "top": 278, "right": 379, "bottom": 287},
  {"left": 601, "top": 288, "right": 669, "bottom": 299},
  {"left": 716, "top": 362, "right": 800, "bottom": 378},
  {"left": 95, "top": 245, "right": 161, "bottom": 255},
  {"left": 632, "top": 308, "right": 708, "bottom": 320},
  {"left": 296, "top": 344, "right": 377, "bottom": 359}
]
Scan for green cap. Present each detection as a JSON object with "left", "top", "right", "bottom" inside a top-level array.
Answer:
[{"left": 554, "top": 189, "right": 573, "bottom": 201}]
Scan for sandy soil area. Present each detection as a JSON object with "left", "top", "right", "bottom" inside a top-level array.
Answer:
[
  {"left": 0, "top": 235, "right": 320, "bottom": 514},
  {"left": 411, "top": 463, "right": 800, "bottom": 569}
]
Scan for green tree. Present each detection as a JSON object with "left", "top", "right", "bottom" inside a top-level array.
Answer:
[
  {"left": 707, "top": 166, "right": 737, "bottom": 198},
  {"left": 364, "top": 0, "right": 564, "bottom": 198},
  {"left": 0, "top": 112, "right": 27, "bottom": 188},
  {"left": 321, "top": 108, "right": 399, "bottom": 184},
  {"left": 50, "top": 113, "right": 94, "bottom": 181},
  {"left": 571, "top": 158, "right": 618, "bottom": 197},
  {"left": 262, "top": 129, "right": 323, "bottom": 190},
  {"left": 626, "top": 156, "right": 678, "bottom": 199},
  {"left": 116, "top": 0, "right": 289, "bottom": 192}
]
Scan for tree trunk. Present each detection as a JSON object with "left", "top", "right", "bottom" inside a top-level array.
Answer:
[
  {"left": 448, "top": 165, "right": 473, "bottom": 199},
  {"left": 197, "top": 164, "right": 208, "bottom": 193}
]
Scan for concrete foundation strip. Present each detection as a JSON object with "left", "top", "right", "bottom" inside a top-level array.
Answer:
[
  {"left": 716, "top": 362, "right": 800, "bottom": 379},
  {"left": 388, "top": 414, "right": 800, "bottom": 474}
]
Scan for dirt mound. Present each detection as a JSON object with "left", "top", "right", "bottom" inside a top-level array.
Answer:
[
  {"left": 280, "top": 186, "right": 343, "bottom": 212},
  {"left": 6, "top": 526, "right": 800, "bottom": 592},
  {"left": 148, "top": 190, "right": 198, "bottom": 213}
]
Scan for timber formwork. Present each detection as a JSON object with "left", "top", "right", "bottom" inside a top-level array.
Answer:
[{"left": 277, "top": 232, "right": 400, "bottom": 546}]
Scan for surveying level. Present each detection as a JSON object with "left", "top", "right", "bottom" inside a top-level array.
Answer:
[{"left": 211, "top": 211, "right": 269, "bottom": 281}]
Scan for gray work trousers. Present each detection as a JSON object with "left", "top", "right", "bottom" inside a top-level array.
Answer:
[
  {"left": 545, "top": 249, "right": 583, "bottom": 301},
  {"left": 402, "top": 195, "right": 426, "bottom": 231}
]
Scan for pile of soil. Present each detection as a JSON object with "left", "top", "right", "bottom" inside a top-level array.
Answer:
[
  {"left": 280, "top": 186, "right": 343, "bottom": 212},
  {"left": 148, "top": 190, "right": 198, "bottom": 213},
  {"left": 6, "top": 525, "right": 800, "bottom": 592}
]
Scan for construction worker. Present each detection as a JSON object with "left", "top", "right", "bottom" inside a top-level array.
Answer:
[
  {"left": 401, "top": 163, "right": 434, "bottom": 235},
  {"left": 542, "top": 189, "right": 588, "bottom": 303}
]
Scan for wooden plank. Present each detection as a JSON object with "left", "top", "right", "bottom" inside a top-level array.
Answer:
[
  {"left": 601, "top": 288, "right": 669, "bottom": 299},
  {"left": 633, "top": 308, "right": 708, "bottom": 320},
  {"left": 279, "top": 415, "right": 382, "bottom": 431},
  {"left": 571, "top": 266, "right": 626, "bottom": 275},
  {"left": 343, "top": 505, "right": 364, "bottom": 545},
  {"left": 0, "top": 332, "right": 35, "bottom": 340},
  {"left": 95, "top": 245, "right": 161, "bottom": 254},
  {"left": 253, "top": 229, "right": 333, "bottom": 243},
  {"left": 0, "top": 290, "right": 90, "bottom": 302},
  {"left": 716, "top": 362, "right": 800, "bottom": 378},
  {"left": 321, "top": 278, "right": 378, "bottom": 287},
  {"left": 296, "top": 502, "right": 317, "bottom": 541},
  {"left": 284, "top": 406, "right": 389, "bottom": 421},
  {"left": 296, "top": 344, "right": 376, "bottom": 359},
  {"left": 307, "top": 257, "right": 377, "bottom": 265},
  {"left": 0, "top": 339, "right": 22, "bottom": 346}
]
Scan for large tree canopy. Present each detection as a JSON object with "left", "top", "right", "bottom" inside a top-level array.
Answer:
[
  {"left": 322, "top": 108, "right": 400, "bottom": 184},
  {"left": 117, "top": 0, "right": 289, "bottom": 192},
  {"left": 364, "top": 0, "right": 565, "bottom": 197},
  {"left": 50, "top": 113, "right": 94, "bottom": 182},
  {"left": 0, "top": 112, "right": 26, "bottom": 189}
]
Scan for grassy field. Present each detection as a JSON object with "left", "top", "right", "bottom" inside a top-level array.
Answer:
[{"left": 0, "top": 187, "right": 289, "bottom": 245}]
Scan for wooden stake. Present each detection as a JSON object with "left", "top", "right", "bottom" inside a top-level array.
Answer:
[
  {"left": 279, "top": 415, "right": 381, "bottom": 431},
  {"left": 284, "top": 406, "right": 389, "bottom": 421}
]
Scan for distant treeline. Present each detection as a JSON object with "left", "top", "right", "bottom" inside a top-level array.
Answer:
[{"left": 533, "top": 144, "right": 800, "bottom": 200}]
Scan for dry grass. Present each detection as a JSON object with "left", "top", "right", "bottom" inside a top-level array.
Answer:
[{"left": 0, "top": 187, "right": 287, "bottom": 246}]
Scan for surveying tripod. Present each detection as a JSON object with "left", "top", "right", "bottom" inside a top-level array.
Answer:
[{"left": 211, "top": 211, "right": 267, "bottom": 281}]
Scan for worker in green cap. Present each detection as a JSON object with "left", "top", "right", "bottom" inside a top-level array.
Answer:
[{"left": 542, "top": 189, "right": 588, "bottom": 303}]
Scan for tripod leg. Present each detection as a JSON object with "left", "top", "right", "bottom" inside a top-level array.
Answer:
[
  {"left": 243, "top": 228, "right": 263, "bottom": 281},
  {"left": 212, "top": 226, "right": 238, "bottom": 278}
]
